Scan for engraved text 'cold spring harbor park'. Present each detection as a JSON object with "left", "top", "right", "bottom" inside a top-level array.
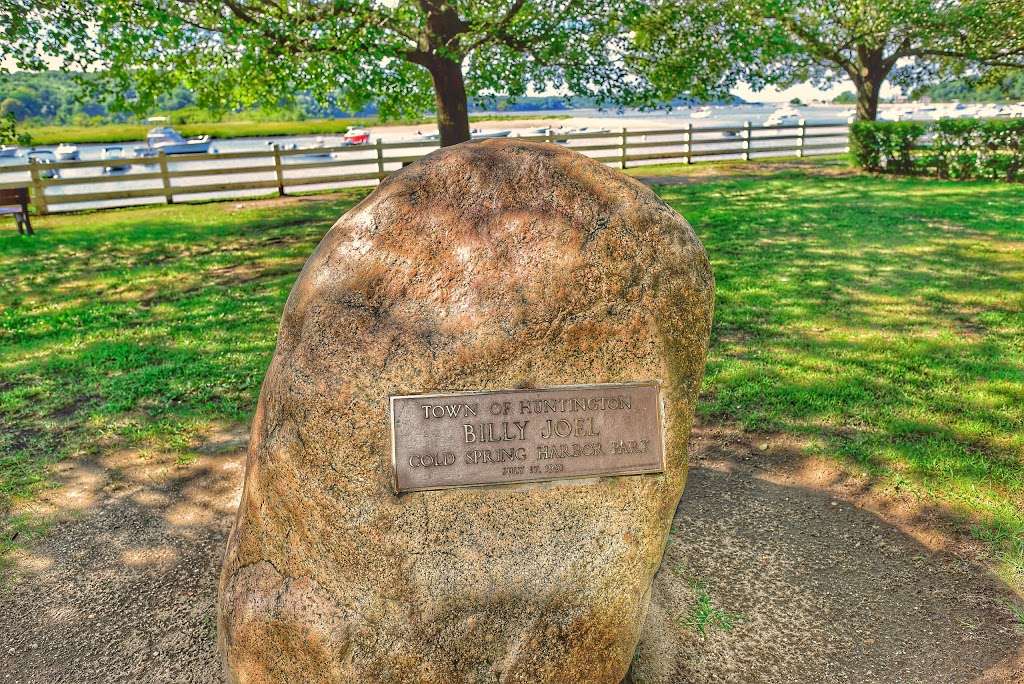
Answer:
[{"left": 390, "top": 382, "right": 665, "bottom": 492}]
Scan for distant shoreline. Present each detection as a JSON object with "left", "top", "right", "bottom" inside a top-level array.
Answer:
[{"left": 20, "top": 113, "right": 573, "bottom": 146}]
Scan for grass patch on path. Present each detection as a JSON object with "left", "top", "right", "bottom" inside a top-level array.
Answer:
[{"left": 1, "top": 169, "right": 1022, "bottom": 587}]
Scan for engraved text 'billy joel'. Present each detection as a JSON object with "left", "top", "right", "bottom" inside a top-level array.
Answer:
[{"left": 390, "top": 382, "right": 664, "bottom": 492}]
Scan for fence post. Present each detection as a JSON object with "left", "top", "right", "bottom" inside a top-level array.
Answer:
[
  {"left": 620, "top": 128, "right": 628, "bottom": 170},
  {"left": 796, "top": 119, "right": 807, "bottom": 159},
  {"left": 158, "top": 151, "right": 174, "bottom": 204},
  {"left": 375, "top": 138, "right": 385, "bottom": 178},
  {"left": 546, "top": 128, "right": 554, "bottom": 145},
  {"left": 28, "top": 159, "right": 47, "bottom": 216},
  {"left": 742, "top": 120, "right": 752, "bottom": 162},
  {"left": 273, "top": 144, "right": 285, "bottom": 196},
  {"left": 685, "top": 122, "right": 693, "bottom": 165}
]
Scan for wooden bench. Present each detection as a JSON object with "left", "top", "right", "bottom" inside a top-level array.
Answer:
[{"left": 0, "top": 187, "right": 33, "bottom": 235}]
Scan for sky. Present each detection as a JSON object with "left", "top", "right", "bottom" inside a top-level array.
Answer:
[{"left": 733, "top": 80, "right": 898, "bottom": 103}]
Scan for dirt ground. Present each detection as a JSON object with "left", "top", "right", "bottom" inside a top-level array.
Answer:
[{"left": 1, "top": 423, "right": 1021, "bottom": 683}]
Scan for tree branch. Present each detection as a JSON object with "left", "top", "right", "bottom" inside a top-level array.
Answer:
[
  {"left": 905, "top": 47, "right": 1024, "bottom": 68},
  {"left": 775, "top": 12, "right": 854, "bottom": 73},
  {"left": 463, "top": 0, "right": 527, "bottom": 53}
]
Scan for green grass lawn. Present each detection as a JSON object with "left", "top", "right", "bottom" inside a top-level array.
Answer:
[
  {"left": 23, "top": 113, "right": 571, "bottom": 145},
  {"left": 1, "top": 169, "right": 1022, "bottom": 585}
]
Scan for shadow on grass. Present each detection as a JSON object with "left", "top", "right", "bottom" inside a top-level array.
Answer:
[
  {"left": 0, "top": 171, "right": 1022, "bottom": 585},
  {"left": 0, "top": 193, "right": 366, "bottom": 513},
  {"left": 657, "top": 171, "right": 1024, "bottom": 582}
]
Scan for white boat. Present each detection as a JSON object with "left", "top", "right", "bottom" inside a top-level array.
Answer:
[
  {"left": 551, "top": 126, "right": 612, "bottom": 143},
  {"left": 764, "top": 107, "right": 802, "bottom": 127},
  {"left": 409, "top": 128, "right": 509, "bottom": 142},
  {"left": 102, "top": 146, "right": 132, "bottom": 173},
  {"left": 690, "top": 106, "right": 713, "bottom": 119},
  {"left": 470, "top": 129, "right": 511, "bottom": 139},
  {"left": 878, "top": 107, "right": 913, "bottom": 121},
  {"left": 54, "top": 143, "right": 80, "bottom": 161},
  {"left": 0, "top": 146, "right": 18, "bottom": 158},
  {"left": 564, "top": 127, "right": 610, "bottom": 135},
  {"left": 27, "top": 150, "right": 59, "bottom": 178},
  {"left": 303, "top": 136, "right": 335, "bottom": 157},
  {"left": 145, "top": 126, "right": 211, "bottom": 155}
]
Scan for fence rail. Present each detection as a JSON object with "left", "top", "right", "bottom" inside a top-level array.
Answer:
[{"left": 0, "top": 120, "right": 851, "bottom": 214}]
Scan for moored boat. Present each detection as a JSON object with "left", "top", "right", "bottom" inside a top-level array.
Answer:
[
  {"left": 302, "top": 136, "right": 336, "bottom": 157},
  {"left": 764, "top": 107, "right": 802, "bottom": 127},
  {"left": 54, "top": 143, "right": 80, "bottom": 161},
  {"left": 470, "top": 129, "right": 511, "bottom": 139},
  {"left": 878, "top": 106, "right": 915, "bottom": 122},
  {"left": 27, "top": 149, "right": 59, "bottom": 178},
  {"left": 0, "top": 145, "right": 18, "bottom": 158},
  {"left": 102, "top": 146, "right": 132, "bottom": 173},
  {"left": 551, "top": 127, "right": 611, "bottom": 143},
  {"left": 145, "top": 126, "right": 212, "bottom": 155},
  {"left": 342, "top": 128, "right": 371, "bottom": 145}
]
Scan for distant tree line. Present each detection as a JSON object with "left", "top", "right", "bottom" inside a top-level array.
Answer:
[
  {"left": 829, "top": 74, "right": 1024, "bottom": 106},
  {"left": 912, "top": 72, "right": 1024, "bottom": 103},
  {"left": 0, "top": 70, "right": 741, "bottom": 127}
]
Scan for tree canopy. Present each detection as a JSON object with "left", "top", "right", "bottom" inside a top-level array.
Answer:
[
  {"left": 913, "top": 71, "right": 1024, "bottom": 102},
  {"left": 632, "top": 0, "right": 1024, "bottom": 120},
  {"left": 13, "top": 0, "right": 646, "bottom": 146}
]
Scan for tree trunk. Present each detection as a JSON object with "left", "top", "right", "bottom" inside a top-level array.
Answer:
[
  {"left": 428, "top": 57, "right": 471, "bottom": 146},
  {"left": 851, "top": 48, "right": 887, "bottom": 121},
  {"left": 855, "top": 78, "right": 882, "bottom": 121}
]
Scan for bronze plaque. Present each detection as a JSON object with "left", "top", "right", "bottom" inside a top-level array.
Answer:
[{"left": 390, "top": 381, "right": 664, "bottom": 493}]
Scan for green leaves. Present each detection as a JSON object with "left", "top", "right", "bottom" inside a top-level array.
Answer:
[
  {"left": 850, "top": 117, "right": 1024, "bottom": 182},
  {"left": 630, "top": 0, "right": 1024, "bottom": 119},
  {"left": 10, "top": 0, "right": 648, "bottom": 132},
  {"left": 929, "top": 117, "right": 1024, "bottom": 181},
  {"left": 0, "top": 113, "right": 16, "bottom": 145},
  {"left": 849, "top": 120, "right": 925, "bottom": 172}
]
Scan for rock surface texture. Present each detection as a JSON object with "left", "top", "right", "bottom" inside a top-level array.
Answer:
[{"left": 217, "top": 139, "right": 714, "bottom": 683}]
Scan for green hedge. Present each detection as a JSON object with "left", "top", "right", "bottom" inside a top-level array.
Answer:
[
  {"left": 850, "top": 121, "right": 925, "bottom": 173},
  {"left": 850, "top": 118, "right": 1024, "bottom": 181}
]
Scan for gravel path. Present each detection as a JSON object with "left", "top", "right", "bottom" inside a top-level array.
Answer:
[{"left": 1, "top": 425, "right": 1021, "bottom": 683}]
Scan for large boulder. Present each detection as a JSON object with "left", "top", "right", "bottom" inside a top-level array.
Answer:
[{"left": 218, "top": 139, "right": 714, "bottom": 683}]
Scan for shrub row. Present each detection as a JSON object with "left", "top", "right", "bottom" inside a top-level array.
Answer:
[{"left": 850, "top": 118, "right": 1024, "bottom": 181}]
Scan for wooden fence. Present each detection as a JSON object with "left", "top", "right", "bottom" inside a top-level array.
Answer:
[{"left": 0, "top": 121, "right": 850, "bottom": 214}]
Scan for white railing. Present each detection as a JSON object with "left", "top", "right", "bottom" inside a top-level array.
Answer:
[{"left": 0, "top": 120, "right": 850, "bottom": 214}]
